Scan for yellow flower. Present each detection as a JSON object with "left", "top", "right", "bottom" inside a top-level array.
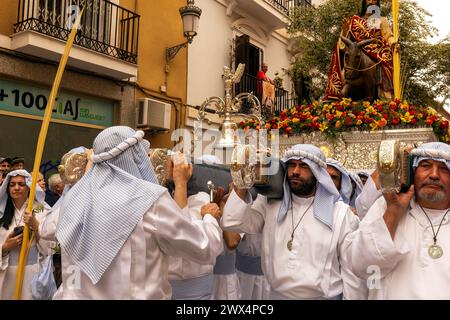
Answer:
[
  {"left": 401, "top": 112, "right": 414, "bottom": 123},
  {"left": 292, "top": 117, "right": 300, "bottom": 123},
  {"left": 323, "top": 104, "right": 331, "bottom": 111},
  {"left": 366, "top": 106, "right": 376, "bottom": 114},
  {"left": 341, "top": 98, "right": 352, "bottom": 106},
  {"left": 356, "top": 119, "right": 363, "bottom": 125},
  {"left": 427, "top": 107, "right": 437, "bottom": 115},
  {"left": 370, "top": 122, "right": 378, "bottom": 130},
  {"left": 335, "top": 111, "right": 343, "bottom": 118},
  {"left": 319, "top": 122, "right": 329, "bottom": 132},
  {"left": 417, "top": 113, "right": 423, "bottom": 119},
  {"left": 363, "top": 101, "right": 371, "bottom": 108}
]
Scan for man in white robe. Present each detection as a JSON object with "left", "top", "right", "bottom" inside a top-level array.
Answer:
[
  {"left": 235, "top": 233, "right": 271, "bottom": 300},
  {"left": 222, "top": 144, "right": 366, "bottom": 299},
  {"left": 166, "top": 153, "right": 223, "bottom": 300},
  {"left": 54, "top": 126, "right": 223, "bottom": 299},
  {"left": 347, "top": 142, "right": 450, "bottom": 299}
]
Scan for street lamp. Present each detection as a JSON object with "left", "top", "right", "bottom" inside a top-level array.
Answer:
[
  {"left": 196, "top": 64, "right": 262, "bottom": 149},
  {"left": 166, "top": 0, "right": 202, "bottom": 64}
]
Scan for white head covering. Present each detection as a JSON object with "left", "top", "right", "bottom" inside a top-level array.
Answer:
[
  {"left": 0, "top": 169, "right": 46, "bottom": 217},
  {"left": 411, "top": 142, "right": 450, "bottom": 170},
  {"left": 326, "top": 158, "right": 352, "bottom": 204},
  {"left": 56, "top": 126, "right": 166, "bottom": 284},
  {"left": 280, "top": 144, "right": 341, "bottom": 229},
  {"left": 348, "top": 171, "right": 363, "bottom": 208}
]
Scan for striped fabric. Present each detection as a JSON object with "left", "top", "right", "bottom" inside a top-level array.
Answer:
[
  {"left": 326, "top": 158, "right": 352, "bottom": 204},
  {"left": 56, "top": 126, "right": 165, "bottom": 284},
  {"left": 411, "top": 142, "right": 450, "bottom": 170},
  {"left": 0, "top": 169, "right": 46, "bottom": 217},
  {"left": 279, "top": 144, "right": 341, "bottom": 229}
]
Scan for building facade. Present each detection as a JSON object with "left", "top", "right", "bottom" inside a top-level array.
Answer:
[{"left": 0, "top": 0, "right": 188, "bottom": 175}]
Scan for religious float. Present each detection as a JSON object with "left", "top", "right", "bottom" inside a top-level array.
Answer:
[{"left": 233, "top": 0, "right": 449, "bottom": 173}]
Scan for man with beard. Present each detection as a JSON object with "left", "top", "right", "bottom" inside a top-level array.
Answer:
[
  {"left": 348, "top": 142, "right": 450, "bottom": 299},
  {"left": 221, "top": 144, "right": 366, "bottom": 299}
]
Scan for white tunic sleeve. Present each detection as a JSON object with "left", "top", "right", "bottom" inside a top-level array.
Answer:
[
  {"left": 143, "top": 191, "right": 223, "bottom": 265},
  {"left": 347, "top": 197, "right": 410, "bottom": 280},
  {"left": 336, "top": 207, "right": 368, "bottom": 299},
  {"left": 220, "top": 190, "right": 266, "bottom": 235},
  {"left": 355, "top": 176, "right": 382, "bottom": 220},
  {"left": 39, "top": 207, "right": 60, "bottom": 242}
]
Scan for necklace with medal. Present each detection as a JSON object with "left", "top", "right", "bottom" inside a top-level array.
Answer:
[
  {"left": 419, "top": 205, "right": 450, "bottom": 259},
  {"left": 287, "top": 199, "right": 313, "bottom": 251}
]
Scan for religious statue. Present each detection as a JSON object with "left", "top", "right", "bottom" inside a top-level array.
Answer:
[{"left": 324, "top": 0, "right": 396, "bottom": 101}]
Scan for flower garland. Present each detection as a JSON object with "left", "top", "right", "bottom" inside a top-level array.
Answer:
[{"left": 238, "top": 99, "right": 450, "bottom": 143}]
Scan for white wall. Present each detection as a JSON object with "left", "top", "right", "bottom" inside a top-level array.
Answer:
[
  {"left": 187, "top": 0, "right": 232, "bottom": 107},
  {"left": 263, "top": 32, "right": 292, "bottom": 92}
]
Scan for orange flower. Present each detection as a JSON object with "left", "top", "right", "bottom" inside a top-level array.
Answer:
[
  {"left": 292, "top": 117, "right": 300, "bottom": 123},
  {"left": 377, "top": 118, "right": 387, "bottom": 128}
]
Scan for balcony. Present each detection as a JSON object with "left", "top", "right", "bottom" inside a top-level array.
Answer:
[
  {"left": 232, "top": 0, "right": 312, "bottom": 30},
  {"left": 235, "top": 73, "right": 296, "bottom": 117},
  {"left": 12, "top": 0, "right": 140, "bottom": 79}
]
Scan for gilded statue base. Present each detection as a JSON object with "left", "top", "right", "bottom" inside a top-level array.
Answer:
[{"left": 279, "top": 127, "right": 437, "bottom": 172}]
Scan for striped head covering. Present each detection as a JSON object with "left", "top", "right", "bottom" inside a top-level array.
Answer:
[
  {"left": 280, "top": 144, "right": 341, "bottom": 229},
  {"left": 348, "top": 171, "right": 363, "bottom": 208},
  {"left": 56, "top": 126, "right": 166, "bottom": 284},
  {"left": 410, "top": 142, "right": 450, "bottom": 170},
  {"left": 0, "top": 169, "right": 46, "bottom": 217},
  {"left": 326, "top": 158, "right": 352, "bottom": 204}
]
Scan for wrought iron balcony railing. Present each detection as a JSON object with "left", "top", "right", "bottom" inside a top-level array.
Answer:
[
  {"left": 14, "top": 0, "right": 140, "bottom": 64},
  {"left": 268, "top": 0, "right": 312, "bottom": 15},
  {"left": 235, "top": 73, "right": 295, "bottom": 117}
]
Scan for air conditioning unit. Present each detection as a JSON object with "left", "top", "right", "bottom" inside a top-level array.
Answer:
[{"left": 137, "top": 98, "right": 171, "bottom": 130}]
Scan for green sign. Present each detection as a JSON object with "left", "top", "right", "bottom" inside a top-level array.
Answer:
[{"left": 0, "top": 79, "right": 114, "bottom": 127}]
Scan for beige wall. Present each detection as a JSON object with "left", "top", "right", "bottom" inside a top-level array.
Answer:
[{"left": 0, "top": 0, "right": 17, "bottom": 37}]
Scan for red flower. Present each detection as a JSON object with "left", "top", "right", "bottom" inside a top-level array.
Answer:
[
  {"left": 345, "top": 117, "right": 353, "bottom": 126},
  {"left": 336, "top": 105, "right": 343, "bottom": 111},
  {"left": 440, "top": 120, "right": 449, "bottom": 129},
  {"left": 382, "top": 114, "right": 389, "bottom": 120},
  {"left": 411, "top": 118, "right": 417, "bottom": 125},
  {"left": 312, "top": 122, "right": 320, "bottom": 129},
  {"left": 389, "top": 102, "right": 398, "bottom": 111},
  {"left": 365, "top": 117, "right": 372, "bottom": 124},
  {"left": 392, "top": 118, "right": 400, "bottom": 125}
]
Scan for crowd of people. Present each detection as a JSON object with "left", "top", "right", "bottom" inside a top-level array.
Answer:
[{"left": 0, "top": 125, "right": 448, "bottom": 300}]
